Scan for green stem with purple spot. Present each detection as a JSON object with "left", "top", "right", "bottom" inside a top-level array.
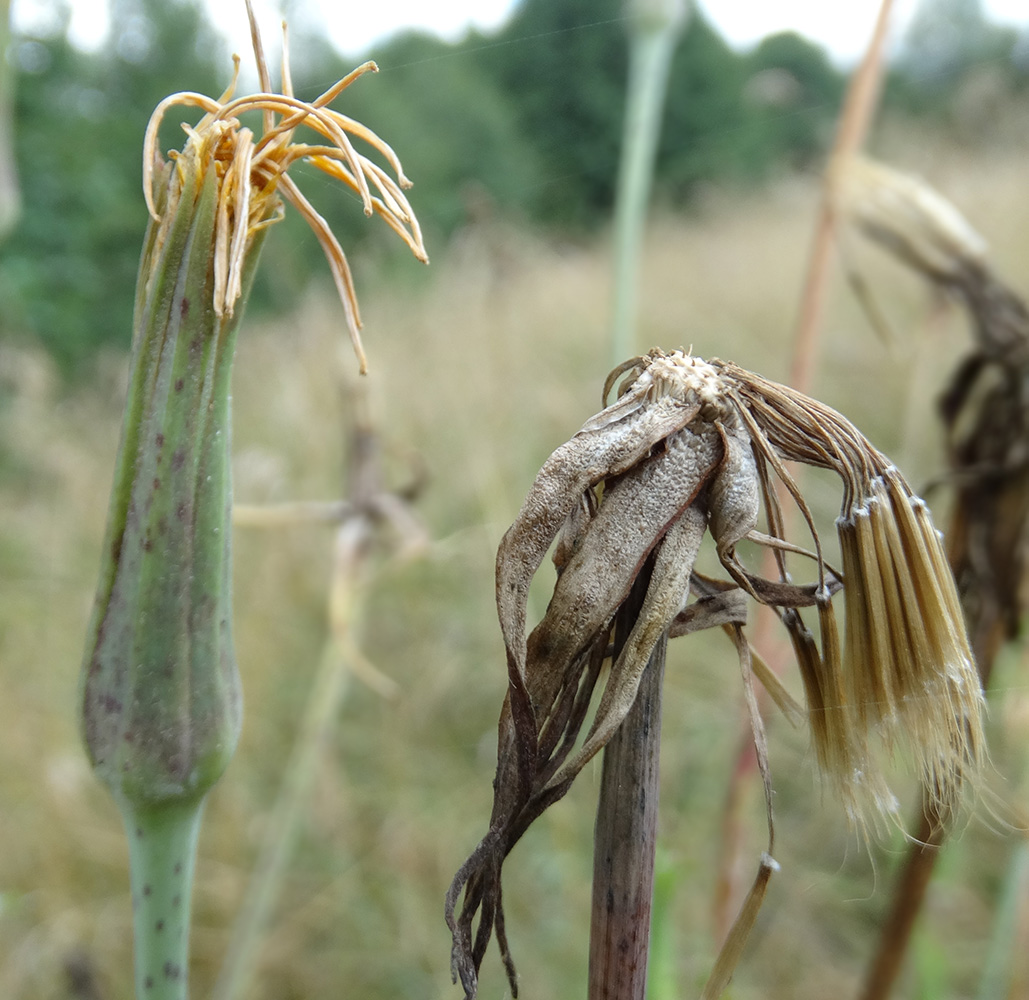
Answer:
[{"left": 124, "top": 801, "right": 204, "bottom": 1000}]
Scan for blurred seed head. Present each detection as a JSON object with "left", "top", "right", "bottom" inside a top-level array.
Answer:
[
  {"left": 836, "top": 155, "right": 988, "bottom": 284},
  {"left": 837, "top": 154, "right": 1029, "bottom": 366}
]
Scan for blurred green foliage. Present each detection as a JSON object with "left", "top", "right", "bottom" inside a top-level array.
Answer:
[
  {"left": 1, "top": 0, "right": 225, "bottom": 370},
  {"left": 470, "top": 0, "right": 630, "bottom": 226},
  {"left": 893, "top": 0, "right": 1029, "bottom": 108},
  {"left": 0, "top": 0, "right": 1026, "bottom": 373}
]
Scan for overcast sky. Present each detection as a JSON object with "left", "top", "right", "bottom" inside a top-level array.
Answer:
[{"left": 12, "top": 0, "right": 1029, "bottom": 67}]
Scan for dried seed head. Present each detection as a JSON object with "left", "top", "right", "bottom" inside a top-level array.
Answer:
[
  {"left": 836, "top": 473, "right": 985, "bottom": 819},
  {"left": 448, "top": 348, "right": 986, "bottom": 998}
]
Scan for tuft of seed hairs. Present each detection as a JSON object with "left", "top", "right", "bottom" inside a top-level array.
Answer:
[{"left": 613, "top": 350, "right": 987, "bottom": 826}]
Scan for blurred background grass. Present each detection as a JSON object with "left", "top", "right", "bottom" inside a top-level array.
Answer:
[
  {"left": 3, "top": 144, "right": 1028, "bottom": 998},
  {"left": 2, "top": 1, "right": 1029, "bottom": 998}
]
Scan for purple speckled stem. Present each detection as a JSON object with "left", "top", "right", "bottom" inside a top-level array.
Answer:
[
  {"left": 124, "top": 800, "right": 204, "bottom": 1000},
  {"left": 588, "top": 574, "right": 667, "bottom": 1000}
]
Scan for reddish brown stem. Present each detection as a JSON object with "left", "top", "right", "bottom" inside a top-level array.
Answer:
[
  {"left": 588, "top": 594, "right": 667, "bottom": 1000},
  {"left": 790, "top": 0, "right": 894, "bottom": 391},
  {"left": 857, "top": 616, "right": 1006, "bottom": 1000},
  {"left": 857, "top": 804, "right": 945, "bottom": 1000}
]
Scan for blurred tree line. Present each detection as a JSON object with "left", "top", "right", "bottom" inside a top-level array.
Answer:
[{"left": 0, "top": 0, "right": 1025, "bottom": 372}]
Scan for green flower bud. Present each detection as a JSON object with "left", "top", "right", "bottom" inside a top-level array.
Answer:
[
  {"left": 76, "top": 9, "right": 426, "bottom": 993},
  {"left": 79, "top": 0, "right": 425, "bottom": 815},
  {"left": 80, "top": 160, "right": 253, "bottom": 807}
]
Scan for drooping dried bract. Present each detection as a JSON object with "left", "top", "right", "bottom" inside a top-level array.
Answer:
[{"left": 447, "top": 349, "right": 985, "bottom": 999}]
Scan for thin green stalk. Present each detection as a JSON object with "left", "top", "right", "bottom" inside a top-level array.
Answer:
[
  {"left": 123, "top": 800, "right": 205, "bottom": 1000},
  {"left": 0, "top": 0, "right": 19, "bottom": 239},
  {"left": 977, "top": 839, "right": 1029, "bottom": 1000},
  {"left": 609, "top": 0, "right": 687, "bottom": 365}
]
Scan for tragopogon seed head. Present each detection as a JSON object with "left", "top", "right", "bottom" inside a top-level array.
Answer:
[
  {"left": 622, "top": 351, "right": 986, "bottom": 825},
  {"left": 534, "top": 347, "right": 986, "bottom": 826},
  {"left": 449, "top": 348, "right": 987, "bottom": 999},
  {"left": 836, "top": 156, "right": 988, "bottom": 285}
]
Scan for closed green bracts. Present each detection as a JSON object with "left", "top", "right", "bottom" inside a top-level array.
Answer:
[{"left": 80, "top": 162, "right": 254, "bottom": 809}]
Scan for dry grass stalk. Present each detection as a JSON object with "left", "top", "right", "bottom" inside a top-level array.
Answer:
[
  {"left": 215, "top": 385, "right": 425, "bottom": 1000},
  {"left": 446, "top": 348, "right": 985, "bottom": 999},
  {"left": 790, "top": 0, "right": 894, "bottom": 391},
  {"left": 839, "top": 156, "right": 1029, "bottom": 1000}
]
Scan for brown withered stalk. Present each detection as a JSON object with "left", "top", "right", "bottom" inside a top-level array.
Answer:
[
  {"left": 837, "top": 157, "right": 1029, "bottom": 1000},
  {"left": 587, "top": 575, "right": 667, "bottom": 1000},
  {"left": 446, "top": 348, "right": 985, "bottom": 1000}
]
